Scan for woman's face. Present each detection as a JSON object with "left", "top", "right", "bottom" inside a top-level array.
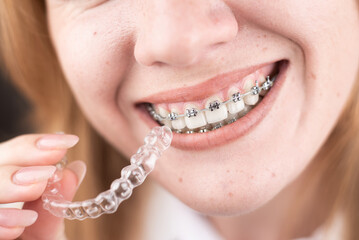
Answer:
[{"left": 46, "top": 0, "right": 359, "bottom": 215}]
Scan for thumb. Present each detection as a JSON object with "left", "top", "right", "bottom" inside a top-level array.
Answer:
[{"left": 21, "top": 160, "right": 87, "bottom": 240}]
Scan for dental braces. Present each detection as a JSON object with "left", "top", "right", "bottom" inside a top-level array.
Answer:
[
  {"left": 42, "top": 126, "right": 172, "bottom": 220},
  {"left": 147, "top": 75, "right": 276, "bottom": 122}
]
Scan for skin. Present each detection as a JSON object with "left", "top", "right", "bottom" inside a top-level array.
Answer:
[
  {"left": 2, "top": 0, "right": 358, "bottom": 239},
  {"left": 0, "top": 134, "right": 85, "bottom": 240}
]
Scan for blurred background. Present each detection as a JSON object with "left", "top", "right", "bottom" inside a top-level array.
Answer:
[
  {"left": 0, "top": 70, "right": 32, "bottom": 208},
  {"left": 0, "top": 70, "right": 32, "bottom": 142}
]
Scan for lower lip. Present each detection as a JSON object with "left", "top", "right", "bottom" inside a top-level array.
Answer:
[{"left": 138, "top": 61, "right": 289, "bottom": 150}]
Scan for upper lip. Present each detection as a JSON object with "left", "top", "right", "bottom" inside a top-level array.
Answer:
[{"left": 137, "top": 60, "right": 280, "bottom": 104}]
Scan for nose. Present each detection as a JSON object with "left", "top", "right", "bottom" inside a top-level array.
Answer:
[{"left": 134, "top": 0, "right": 238, "bottom": 67}]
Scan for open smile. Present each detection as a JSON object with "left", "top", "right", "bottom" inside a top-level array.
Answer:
[{"left": 136, "top": 60, "right": 289, "bottom": 150}]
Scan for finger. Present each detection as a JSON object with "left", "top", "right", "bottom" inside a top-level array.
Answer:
[
  {"left": 0, "top": 226, "right": 25, "bottom": 240},
  {"left": 22, "top": 161, "right": 86, "bottom": 240},
  {"left": 0, "top": 208, "right": 38, "bottom": 228},
  {"left": 0, "top": 165, "right": 56, "bottom": 203},
  {"left": 0, "top": 134, "right": 79, "bottom": 166},
  {"left": 0, "top": 209, "right": 37, "bottom": 240}
]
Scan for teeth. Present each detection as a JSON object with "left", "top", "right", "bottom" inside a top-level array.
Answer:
[
  {"left": 260, "top": 89, "right": 268, "bottom": 96},
  {"left": 258, "top": 75, "right": 268, "bottom": 96},
  {"left": 227, "top": 87, "right": 245, "bottom": 114},
  {"left": 212, "top": 122, "right": 223, "bottom": 130},
  {"left": 157, "top": 107, "right": 172, "bottom": 128},
  {"left": 204, "top": 97, "right": 228, "bottom": 124},
  {"left": 258, "top": 75, "right": 266, "bottom": 85},
  {"left": 226, "top": 115, "right": 238, "bottom": 124},
  {"left": 170, "top": 107, "right": 186, "bottom": 130},
  {"left": 148, "top": 73, "right": 277, "bottom": 134},
  {"left": 199, "top": 128, "right": 209, "bottom": 133},
  {"left": 184, "top": 104, "right": 207, "bottom": 129},
  {"left": 239, "top": 105, "right": 252, "bottom": 118},
  {"left": 243, "top": 75, "right": 259, "bottom": 105}
]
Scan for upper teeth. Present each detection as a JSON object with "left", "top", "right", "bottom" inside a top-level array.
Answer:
[
  {"left": 227, "top": 87, "right": 245, "bottom": 114},
  {"left": 205, "top": 97, "right": 228, "bottom": 124},
  {"left": 184, "top": 104, "right": 206, "bottom": 129},
  {"left": 148, "top": 74, "right": 276, "bottom": 131}
]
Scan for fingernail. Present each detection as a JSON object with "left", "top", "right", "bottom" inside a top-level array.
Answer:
[
  {"left": 12, "top": 166, "right": 56, "bottom": 185},
  {"left": 67, "top": 160, "right": 87, "bottom": 188},
  {"left": 0, "top": 209, "right": 38, "bottom": 227},
  {"left": 36, "top": 134, "right": 79, "bottom": 150}
]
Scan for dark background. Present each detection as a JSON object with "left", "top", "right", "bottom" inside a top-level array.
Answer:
[{"left": 0, "top": 71, "right": 32, "bottom": 142}]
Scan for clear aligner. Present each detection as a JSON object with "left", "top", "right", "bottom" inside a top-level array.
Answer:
[{"left": 42, "top": 126, "right": 173, "bottom": 220}]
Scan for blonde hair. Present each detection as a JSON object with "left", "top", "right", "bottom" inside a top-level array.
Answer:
[
  {"left": 0, "top": 1, "right": 358, "bottom": 239},
  {"left": 0, "top": 1, "right": 151, "bottom": 239}
]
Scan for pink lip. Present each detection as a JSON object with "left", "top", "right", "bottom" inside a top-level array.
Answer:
[
  {"left": 136, "top": 60, "right": 288, "bottom": 150},
  {"left": 138, "top": 61, "right": 279, "bottom": 104}
]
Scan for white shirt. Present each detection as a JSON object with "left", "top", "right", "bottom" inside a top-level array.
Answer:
[{"left": 143, "top": 183, "right": 344, "bottom": 240}]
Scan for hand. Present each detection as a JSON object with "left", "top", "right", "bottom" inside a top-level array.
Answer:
[{"left": 0, "top": 133, "right": 86, "bottom": 240}]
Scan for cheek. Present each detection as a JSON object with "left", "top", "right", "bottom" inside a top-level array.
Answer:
[
  {"left": 48, "top": 2, "right": 136, "bottom": 103},
  {"left": 54, "top": 27, "right": 125, "bottom": 103},
  {"left": 51, "top": 15, "right": 135, "bottom": 112},
  {"left": 49, "top": 17, "right": 140, "bottom": 154}
]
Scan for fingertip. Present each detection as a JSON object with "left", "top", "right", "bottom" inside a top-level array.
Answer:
[
  {"left": 0, "top": 209, "right": 38, "bottom": 228},
  {"left": 66, "top": 160, "right": 87, "bottom": 187},
  {"left": 12, "top": 165, "right": 56, "bottom": 185},
  {"left": 0, "top": 226, "right": 25, "bottom": 240},
  {"left": 23, "top": 209, "right": 38, "bottom": 225},
  {"left": 35, "top": 134, "right": 79, "bottom": 150},
  {"left": 58, "top": 162, "right": 86, "bottom": 201}
]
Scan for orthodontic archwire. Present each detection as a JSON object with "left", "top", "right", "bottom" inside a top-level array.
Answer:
[
  {"left": 148, "top": 75, "right": 276, "bottom": 122},
  {"left": 42, "top": 126, "right": 173, "bottom": 220}
]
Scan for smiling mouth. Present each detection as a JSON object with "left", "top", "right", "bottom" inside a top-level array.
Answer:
[
  {"left": 136, "top": 60, "right": 288, "bottom": 149},
  {"left": 138, "top": 60, "right": 284, "bottom": 135}
]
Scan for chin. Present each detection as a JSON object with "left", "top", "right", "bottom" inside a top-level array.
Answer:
[
  {"left": 153, "top": 147, "right": 296, "bottom": 217},
  {"left": 175, "top": 175, "right": 286, "bottom": 217}
]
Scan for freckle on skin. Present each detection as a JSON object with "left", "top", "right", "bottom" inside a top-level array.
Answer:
[
  {"left": 263, "top": 34, "right": 267, "bottom": 38},
  {"left": 310, "top": 72, "right": 316, "bottom": 80},
  {"left": 226, "top": 169, "right": 230, "bottom": 173},
  {"left": 106, "top": 61, "right": 110, "bottom": 65},
  {"left": 178, "top": 177, "right": 183, "bottom": 183},
  {"left": 228, "top": 192, "right": 233, "bottom": 197},
  {"left": 93, "top": 31, "right": 97, "bottom": 36},
  {"left": 272, "top": 173, "right": 276, "bottom": 178},
  {"left": 336, "top": 92, "right": 340, "bottom": 98},
  {"left": 262, "top": 47, "right": 268, "bottom": 52},
  {"left": 250, "top": 175, "right": 254, "bottom": 179},
  {"left": 256, "top": 44, "right": 259, "bottom": 47}
]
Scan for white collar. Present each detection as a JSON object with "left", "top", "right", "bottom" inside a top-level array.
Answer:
[{"left": 143, "top": 183, "right": 343, "bottom": 240}]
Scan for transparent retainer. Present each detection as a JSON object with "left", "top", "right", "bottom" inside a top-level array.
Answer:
[{"left": 42, "top": 126, "right": 173, "bottom": 220}]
